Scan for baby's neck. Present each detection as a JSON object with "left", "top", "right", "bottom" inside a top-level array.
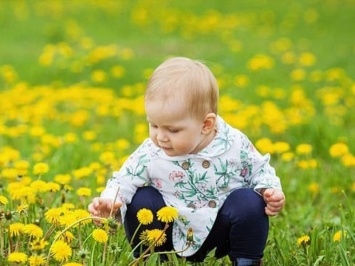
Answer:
[{"left": 191, "top": 129, "right": 217, "bottom": 154}]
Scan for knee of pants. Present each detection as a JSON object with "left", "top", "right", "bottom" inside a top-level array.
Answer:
[
  {"left": 127, "top": 186, "right": 165, "bottom": 214},
  {"left": 223, "top": 188, "right": 267, "bottom": 223}
]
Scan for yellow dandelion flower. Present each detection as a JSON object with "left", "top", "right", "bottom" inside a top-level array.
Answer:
[
  {"left": 28, "top": 254, "right": 46, "bottom": 266},
  {"left": 333, "top": 230, "right": 346, "bottom": 242},
  {"left": 64, "top": 132, "right": 78, "bottom": 143},
  {"left": 33, "top": 162, "right": 49, "bottom": 175},
  {"left": 0, "top": 195, "right": 8, "bottom": 205},
  {"left": 308, "top": 159, "right": 318, "bottom": 168},
  {"left": 29, "top": 126, "right": 46, "bottom": 137},
  {"left": 83, "top": 130, "right": 97, "bottom": 141},
  {"left": 50, "top": 240, "right": 72, "bottom": 262},
  {"left": 63, "top": 263, "right": 83, "bottom": 266},
  {"left": 45, "top": 207, "right": 65, "bottom": 225},
  {"left": 297, "top": 160, "right": 309, "bottom": 169},
  {"left": 72, "top": 167, "right": 92, "bottom": 179},
  {"left": 91, "top": 69, "right": 107, "bottom": 83},
  {"left": 341, "top": 153, "right": 355, "bottom": 167},
  {"left": 273, "top": 142, "right": 290, "bottom": 154},
  {"left": 54, "top": 174, "right": 71, "bottom": 185},
  {"left": 255, "top": 138, "right": 274, "bottom": 154},
  {"left": 157, "top": 206, "right": 179, "bottom": 223},
  {"left": 309, "top": 182, "right": 320, "bottom": 195},
  {"left": 137, "top": 208, "right": 154, "bottom": 225},
  {"left": 92, "top": 228, "right": 109, "bottom": 243},
  {"left": 290, "top": 68, "right": 306, "bottom": 81},
  {"left": 281, "top": 152, "right": 294, "bottom": 162},
  {"left": 96, "top": 186, "right": 106, "bottom": 193},
  {"left": 9, "top": 222, "right": 25, "bottom": 237},
  {"left": 297, "top": 235, "right": 310, "bottom": 246},
  {"left": 73, "top": 209, "right": 91, "bottom": 225},
  {"left": 45, "top": 182, "right": 61, "bottom": 192},
  {"left": 99, "top": 151, "right": 116, "bottom": 165},
  {"left": 296, "top": 144, "right": 313, "bottom": 155},
  {"left": 30, "top": 180, "right": 47, "bottom": 193},
  {"left": 14, "top": 160, "right": 30, "bottom": 176},
  {"left": 139, "top": 230, "right": 149, "bottom": 244},
  {"left": 30, "top": 238, "right": 49, "bottom": 251},
  {"left": 17, "top": 202, "right": 29, "bottom": 215},
  {"left": 77, "top": 187, "right": 91, "bottom": 197},
  {"left": 11, "top": 186, "right": 36, "bottom": 204},
  {"left": 8, "top": 252, "right": 28, "bottom": 263},
  {"left": 96, "top": 175, "right": 106, "bottom": 185},
  {"left": 59, "top": 212, "right": 77, "bottom": 228},
  {"left": 329, "top": 143, "right": 349, "bottom": 158},
  {"left": 63, "top": 184, "right": 73, "bottom": 192},
  {"left": 23, "top": 224, "right": 43, "bottom": 238},
  {"left": 331, "top": 186, "right": 341, "bottom": 194},
  {"left": 144, "top": 229, "right": 167, "bottom": 247},
  {"left": 247, "top": 54, "right": 274, "bottom": 71},
  {"left": 233, "top": 74, "right": 249, "bottom": 88},
  {"left": 1, "top": 167, "right": 18, "bottom": 180},
  {"left": 111, "top": 65, "right": 125, "bottom": 79},
  {"left": 299, "top": 52, "right": 316, "bottom": 67}
]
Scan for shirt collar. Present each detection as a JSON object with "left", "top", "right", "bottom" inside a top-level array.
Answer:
[{"left": 157, "top": 116, "right": 237, "bottom": 161}]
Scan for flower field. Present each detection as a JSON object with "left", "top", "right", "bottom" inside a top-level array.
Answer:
[{"left": 0, "top": 0, "right": 355, "bottom": 265}]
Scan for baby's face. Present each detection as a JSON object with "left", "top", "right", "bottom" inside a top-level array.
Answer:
[{"left": 145, "top": 99, "right": 208, "bottom": 156}]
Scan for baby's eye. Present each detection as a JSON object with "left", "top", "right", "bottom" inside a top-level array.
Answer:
[
  {"left": 150, "top": 124, "right": 158, "bottom": 128},
  {"left": 168, "top": 128, "right": 179, "bottom": 133}
]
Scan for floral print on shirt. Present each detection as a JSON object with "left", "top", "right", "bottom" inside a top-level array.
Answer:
[{"left": 101, "top": 116, "right": 282, "bottom": 256}]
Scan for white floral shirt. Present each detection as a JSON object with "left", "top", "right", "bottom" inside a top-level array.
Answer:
[{"left": 101, "top": 116, "right": 282, "bottom": 256}]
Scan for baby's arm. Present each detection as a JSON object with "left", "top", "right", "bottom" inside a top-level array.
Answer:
[{"left": 260, "top": 188, "right": 285, "bottom": 216}]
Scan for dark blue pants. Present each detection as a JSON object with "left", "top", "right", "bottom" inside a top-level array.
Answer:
[{"left": 124, "top": 186, "right": 268, "bottom": 262}]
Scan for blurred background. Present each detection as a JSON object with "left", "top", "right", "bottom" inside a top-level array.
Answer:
[{"left": 0, "top": 1, "right": 355, "bottom": 263}]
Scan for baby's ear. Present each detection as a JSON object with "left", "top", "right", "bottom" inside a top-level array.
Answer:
[{"left": 202, "top": 113, "right": 217, "bottom": 134}]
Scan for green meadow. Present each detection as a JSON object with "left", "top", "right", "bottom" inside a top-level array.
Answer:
[{"left": 0, "top": 0, "right": 355, "bottom": 265}]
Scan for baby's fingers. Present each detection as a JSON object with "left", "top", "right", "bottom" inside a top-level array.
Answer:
[
  {"left": 111, "top": 202, "right": 122, "bottom": 212},
  {"left": 265, "top": 206, "right": 279, "bottom": 216},
  {"left": 265, "top": 203, "right": 282, "bottom": 216},
  {"left": 92, "top": 197, "right": 103, "bottom": 208}
]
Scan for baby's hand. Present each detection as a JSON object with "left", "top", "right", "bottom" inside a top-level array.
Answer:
[
  {"left": 88, "top": 197, "right": 122, "bottom": 221},
  {"left": 262, "top": 188, "right": 285, "bottom": 216}
]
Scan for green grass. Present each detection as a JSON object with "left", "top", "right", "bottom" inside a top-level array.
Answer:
[{"left": 0, "top": 0, "right": 355, "bottom": 265}]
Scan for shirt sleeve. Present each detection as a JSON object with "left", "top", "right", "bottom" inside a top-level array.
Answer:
[
  {"left": 100, "top": 139, "right": 152, "bottom": 205},
  {"left": 238, "top": 133, "right": 282, "bottom": 192}
]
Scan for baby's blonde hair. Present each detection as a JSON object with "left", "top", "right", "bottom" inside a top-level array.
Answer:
[{"left": 145, "top": 57, "right": 219, "bottom": 120}]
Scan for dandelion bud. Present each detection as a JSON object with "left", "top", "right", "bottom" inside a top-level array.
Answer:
[
  {"left": 108, "top": 218, "right": 118, "bottom": 229},
  {"left": 186, "top": 227, "right": 195, "bottom": 245},
  {"left": 77, "top": 249, "right": 90, "bottom": 259},
  {"left": 5, "top": 211, "right": 12, "bottom": 220}
]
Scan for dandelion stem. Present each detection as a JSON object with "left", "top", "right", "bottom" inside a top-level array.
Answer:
[
  {"left": 129, "top": 223, "right": 142, "bottom": 246},
  {"left": 0, "top": 224, "right": 4, "bottom": 256},
  {"left": 102, "top": 240, "right": 108, "bottom": 264},
  {"left": 46, "top": 216, "right": 107, "bottom": 265},
  {"left": 109, "top": 186, "right": 120, "bottom": 218},
  {"left": 137, "top": 243, "right": 191, "bottom": 261},
  {"left": 129, "top": 223, "right": 169, "bottom": 266},
  {"left": 43, "top": 224, "right": 57, "bottom": 241},
  {"left": 7, "top": 229, "right": 13, "bottom": 253},
  {"left": 90, "top": 241, "right": 97, "bottom": 266},
  {"left": 128, "top": 240, "right": 145, "bottom": 258}
]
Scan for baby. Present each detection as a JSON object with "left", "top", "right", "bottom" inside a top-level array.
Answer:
[{"left": 88, "top": 57, "right": 285, "bottom": 266}]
